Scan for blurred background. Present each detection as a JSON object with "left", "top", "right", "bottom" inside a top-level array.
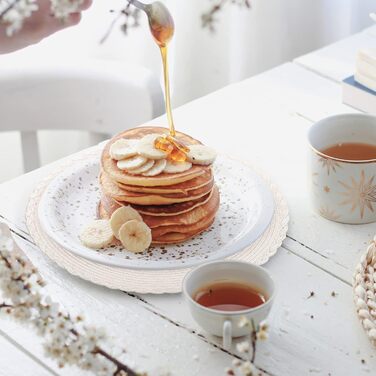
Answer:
[{"left": 0, "top": 0, "right": 375, "bottom": 182}]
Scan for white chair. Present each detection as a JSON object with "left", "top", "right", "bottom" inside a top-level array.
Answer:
[{"left": 0, "top": 59, "right": 164, "bottom": 172}]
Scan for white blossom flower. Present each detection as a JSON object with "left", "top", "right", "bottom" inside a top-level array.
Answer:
[
  {"left": 256, "top": 329, "right": 268, "bottom": 341},
  {"left": 240, "top": 361, "right": 258, "bottom": 376},
  {"left": 50, "top": 0, "right": 84, "bottom": 20},
  {"left": 259, "top": 320, "right": 268, "bottom": 332},
  {"left": 232, "top": 358, "right": 242, "bottom": 368},
  {"left": 84, "top": 326, "right": 106, "bottom": 352},
  {"left": 33, "top": 317, "right": 48, "bottom": 335},
  {"left": 1, "top": 279, "right": 27, "bottom": 301},
  {"left": 12, "top": 305, "right": 31, "bottom": 320},
  {"left": 238, "top": 316, "right": 252, "bottom": 328},
  {"left": 1, "top": 0, "right": 38, "bottom": 36},
  {"left": 0, "top": 232, "right": 14, "bottom": 251},
  {"left": 39, "top": 297, "right": 60, "bottom": 319},
  {"left": 236, "top": 340, "right": 250, "bottom": 354},
  {"left": 80, "top": 352, "right": 104, "bottom": 372}
]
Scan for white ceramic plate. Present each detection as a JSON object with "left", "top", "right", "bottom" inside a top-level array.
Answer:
[{"left": 38, "top": 155, "right": 274, "bottom": 270}]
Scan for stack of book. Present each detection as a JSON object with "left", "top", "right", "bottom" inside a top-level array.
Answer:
[{"left": 342, "top": 49, "right": 376, "bottom": 115}]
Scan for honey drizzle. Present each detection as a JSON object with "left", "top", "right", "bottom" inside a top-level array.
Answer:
[
  {"left": 160, "top": 45, "right": 176, "bottom": 138},
  {"left": 148, "top": 6, "right": 189, "bottom": 161}
]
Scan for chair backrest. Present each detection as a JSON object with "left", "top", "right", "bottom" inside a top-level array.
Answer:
[{"left": 0, "top": 59, "right": 164, "bottom": 171}]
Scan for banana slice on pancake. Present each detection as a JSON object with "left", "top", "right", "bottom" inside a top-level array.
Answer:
[
  {"left": 117, "top": 155, "right": 148, "bottom": 171},
  {"left": 187, "top": 145, "right": 217, "bottom": 165},
  {"left": 110, "top": 139, "right": 139, "bottom": 160},
  {"left": 127, "top": 159, "right": 155, "bottom": 175},
  {"left": 119, "top": 219, "right": 152, "bottom": 253},
  {"left": 142, "top": 159, "right": 167, "bottom": 177},
  {"left": 80, "top": 220, "right": 114, "bottom": 249},
  {"left": 164, "top": 160, "right": 192, "bottom": 174},
  {"left": 137, "top": 134, "right": 169, "bottom": 160}
]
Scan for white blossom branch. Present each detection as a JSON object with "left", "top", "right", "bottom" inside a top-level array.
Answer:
[
  {"left": 0, "top": 223, "right": 144, "bottom": 376},
  {"left": 0, "top": 0, "right": 84, "bottom": 36},
  {"left": 226, "top": 317, "right": 271, "bottom": 376}
]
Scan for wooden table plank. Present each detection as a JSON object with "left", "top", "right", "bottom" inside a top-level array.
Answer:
[
  {"left": 0, "top": 333, "right": 54, "bottom": 376},
  {"left": 294, "top": 25, "right": 376, "bottom": 82}
]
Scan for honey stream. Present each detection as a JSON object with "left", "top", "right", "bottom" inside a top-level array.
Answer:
[
  {"left": 149, "top": 13, "right": 189, "bottom": 160},
  {"left": 160, "top": 45, "right": 176, "bottom": 138}
]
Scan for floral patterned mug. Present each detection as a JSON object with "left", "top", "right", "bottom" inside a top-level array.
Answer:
[{"left": 308, "top": 114, "right": 376, "bottom": 224}]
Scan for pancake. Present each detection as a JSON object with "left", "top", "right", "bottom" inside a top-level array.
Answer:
[
  {"left": 99, "top": 186, "right": 218, "bottom": 228},
  {"left": 151, "top": 212, "right": 216, "bottom": 238},
  {"left": 132, "top": 194, "right": 212, "bottom": 216},
  {"left": 100, "top": 171, "right": 214, "bottom": 205},
  {"left": 101, "top": 127, "right": 208, "bottom": 187},
  {"left": 117, "top": 169, "right": 213, "bottom": 195},
  {"left": 142, "top": 186, "right": 219, "bottom": 228},
  {"left": 152, "top": 232, "right": 194, "bottom": 244},
  {"left": 100, "top": 194, "right": 122, "bottom": 217},
  {"left": 97, "top": 202, "right": 215, "bottom": 244},
  {"left": 152, "top": 219, "right": 215, "bottom": 244},
  {"left": 98, "top": 200, "right": 111, "bottom": 220},
  {"left": 102, "top": 189, "right": 214, "bottom": 217}
]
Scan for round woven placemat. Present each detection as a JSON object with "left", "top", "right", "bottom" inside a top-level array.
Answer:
[
  {"left": 26, "top": 148, "right": 289, "bottom": 294},
  {"left": 354, "top": 236, "right": 376, "bottom": 346}
]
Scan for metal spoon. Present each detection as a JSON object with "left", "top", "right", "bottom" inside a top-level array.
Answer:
[{"left": 130, "top": 0, "right": 175, "bottom": 46}]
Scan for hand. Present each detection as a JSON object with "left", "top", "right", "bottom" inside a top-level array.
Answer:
[{"left": 0, "top": 0, "right": 92, "bottom": 54}]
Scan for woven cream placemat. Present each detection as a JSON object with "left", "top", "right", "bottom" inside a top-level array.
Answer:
[
  {"left": 354, "top": 236, "right": 376, "bottom": 346},
  {"left": 26, "top": 148, "right": 289, "bottom": 294}
]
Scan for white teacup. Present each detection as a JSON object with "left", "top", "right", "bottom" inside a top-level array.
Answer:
[
  {"left": 308, "top": 114, "right": 376, "bottom": 224},
  {"left": 182, "top": 261, "right": 275, "bottom": 349}
]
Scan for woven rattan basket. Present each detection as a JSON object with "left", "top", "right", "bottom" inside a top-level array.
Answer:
[{"left": 353, "top": 236, "right": 376, "bottom": 346}]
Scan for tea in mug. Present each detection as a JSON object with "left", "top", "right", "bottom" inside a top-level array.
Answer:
[
  {"left": 194, "top": 281, "right": 266, "bottom": 312},
  {"left": 321, "top": 142, "right": 376, "bottom": 161}
]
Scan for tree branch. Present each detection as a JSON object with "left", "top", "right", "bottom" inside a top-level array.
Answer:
[
  {"left": 93, "top": 346, "right": 141, "bottom": 376},
  {"left": 0, "top": 303, "right": 13, "bottom": 309}
]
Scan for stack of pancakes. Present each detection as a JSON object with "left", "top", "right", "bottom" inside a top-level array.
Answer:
[{"left": 99, "top": 127, "right": 220, "bottom": 244}]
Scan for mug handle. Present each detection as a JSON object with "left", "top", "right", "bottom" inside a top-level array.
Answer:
[{"left": 223, "top": 320, "right": 232, "bottom": 349}]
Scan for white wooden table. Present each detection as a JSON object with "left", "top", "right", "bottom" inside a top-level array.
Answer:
[{"left": 1, "top": 25, "right": 376, "bottom": 376}]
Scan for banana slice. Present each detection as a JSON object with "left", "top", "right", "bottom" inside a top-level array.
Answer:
[
  {"left": 142, "top": 159, "right": 167, "bottom": 177},
  {"left": 110, "top": 206, "right": 143, "bottom": 239},
  {"left": 164, "top": 160, "right": 192, "bottom": 174},
  {"left": 119, "top": 220, "right": 152, "bottom": 253},
  {"left": 110, "top": 139, "right": 139, "bottom": 160},
  {"left": 80, "top": 220, "right": 114, "bottom": 249},
  {"left": 186, "top": 145, "right": 217, "bottom": 165},
  {"left": 117, "top": 155, "right": 147, "bottom": 171},
  {"left": 127, "top": 159, "right": 155, "bottom": 175},
  {"left": 136, "top": 134, "right": 168, "bottom": 160}
]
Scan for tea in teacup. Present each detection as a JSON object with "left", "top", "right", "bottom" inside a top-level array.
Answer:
[
  {"left": 321, "top": 142, "right": 376, "bottom": 161},
  {"left": 194, "top": 281, "right": 267, "bottom": 312},
  {"left": 308, "top": 114, "right": 376, "bottom": 224},
  {"left": 183, "top": 261, "right": 275, "bottom": 349}
]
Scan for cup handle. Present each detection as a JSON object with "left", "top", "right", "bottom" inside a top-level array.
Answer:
[{"left": 223, "top": 320, "right": 232, "bottom": 350}]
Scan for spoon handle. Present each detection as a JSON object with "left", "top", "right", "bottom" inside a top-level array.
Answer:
[{"left": 129, "top": 0, "right": 148, "bottom": 12}]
